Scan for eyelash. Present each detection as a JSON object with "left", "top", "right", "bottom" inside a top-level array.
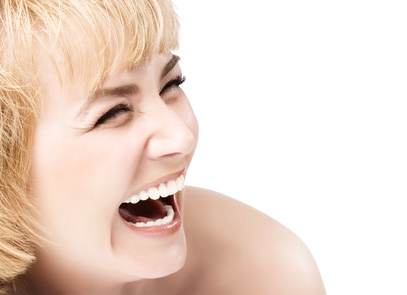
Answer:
[
  {"left": 160, "top": 75, "right": 186, "bottom": 96},
  {"left": 93, "top": 103, "right": 132, "bottom": 127},
  {"left": 93, "top": 75, "right": 186, "bottom": 128}
]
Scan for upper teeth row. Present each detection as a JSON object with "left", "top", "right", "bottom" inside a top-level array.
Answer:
[{"left": 123, "top": 175, "right": 185, "bottom": 204}]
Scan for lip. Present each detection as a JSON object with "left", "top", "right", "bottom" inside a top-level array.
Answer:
[
  {"left": 118, "top": 169, "right": 186, "bottom": 237},
  {"left": 121, "top": 169, "right": 186, "bottom": 203}
]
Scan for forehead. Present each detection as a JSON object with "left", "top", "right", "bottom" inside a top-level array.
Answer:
[
  {"left": 41, "top": 51, "right": 176, "bottom": 94},
  {"left": 38, "top": 52, "right": 177, "bottom": 108},
  {"left": 100, "top": 53, "right": 179, "bottom": 87}
]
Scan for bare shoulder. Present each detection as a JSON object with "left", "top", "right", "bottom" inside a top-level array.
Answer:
[{"left": 182, "top": 186, "right": 326, "bottom": 295}]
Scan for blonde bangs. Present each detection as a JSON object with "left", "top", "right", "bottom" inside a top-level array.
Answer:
[{"left": 33, "top": 0, "right": 180, "bottom": 91}]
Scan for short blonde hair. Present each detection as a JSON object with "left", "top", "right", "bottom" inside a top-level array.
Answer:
[{"left": 0, "top": 0, "right": 179, "bottom": 291}]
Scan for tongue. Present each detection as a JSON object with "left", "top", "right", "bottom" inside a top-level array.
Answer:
[{"left": 119, "top": 199, "right": 167, "bottom": 224}]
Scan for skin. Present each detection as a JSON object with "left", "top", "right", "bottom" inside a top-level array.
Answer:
[
  {"left": 166, "top": 187, "right": 326, "bottom": 295},
  {"left": 18, "top": 53, "right": 325, "bottom": 295}
]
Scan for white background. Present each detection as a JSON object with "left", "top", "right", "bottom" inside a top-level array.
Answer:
[{"left": 172, "top": 1, "right": 407, "bottom": 294}]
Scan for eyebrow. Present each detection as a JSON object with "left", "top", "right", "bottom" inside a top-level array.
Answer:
[
  {"left": 161, "top": 54, "right": 180, "bottom": 79},
  {"left": 78, "top": 54, "right": 181, "bottom": 117}
]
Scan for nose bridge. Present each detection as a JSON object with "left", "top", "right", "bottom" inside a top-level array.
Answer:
[{"left": 145, "top": 99, "right": 196, "bottom": 160}]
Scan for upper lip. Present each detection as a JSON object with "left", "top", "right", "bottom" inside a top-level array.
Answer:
[{"left": 121, "top": 169, "right": 186, "bottom": 203}]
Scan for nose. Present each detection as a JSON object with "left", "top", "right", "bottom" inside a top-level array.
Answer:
[{"left": 144, "top": 100, "right": 197, "bottom": 161}]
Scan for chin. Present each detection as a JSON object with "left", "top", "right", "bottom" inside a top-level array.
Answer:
[
  {"left": 108, "top": 220, "right": 187, "bottom": 283},
  {"left": 136, "top": 226, "right": 187, "bottom": 280}
]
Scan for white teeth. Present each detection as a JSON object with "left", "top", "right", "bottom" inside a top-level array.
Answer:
[
  {"left": 130, "top": 194, "right": 139, "bottom": 204},
  {"left": 158, "top": 183, "right": 169, "bottom": 198},
  {"left": 167, "top": 180, "right": 178, "bottom": 195},
  {"left": 129, "top": 205, "right": 174, "bottom": 227},
  {"left": 148, "top": 187, "right": 160, "bottom": 200},
  {"left": 176, "top": 175, "right": 184, "bottom": 191},
  {"left": 123, "top": 175, "right": 185, "bottom": 204},
  {"left": 139, "top": 191, "right": 149, "bottom": 201}
]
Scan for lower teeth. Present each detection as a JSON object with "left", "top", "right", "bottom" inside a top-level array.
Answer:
[{"left": 129, "top": 205, "right": 174, "bottom": 228}]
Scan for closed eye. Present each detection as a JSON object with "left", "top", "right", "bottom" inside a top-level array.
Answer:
[
  {"left": 94, "top": 104, "right": 133, "bottom": 127},
  {"left": 159, "top": 76, "right": 186, "bottom": 96}
]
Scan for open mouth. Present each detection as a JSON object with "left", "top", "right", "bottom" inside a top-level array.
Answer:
[{"left": 119, "top": 175, "right": 184, "bottom": 228}]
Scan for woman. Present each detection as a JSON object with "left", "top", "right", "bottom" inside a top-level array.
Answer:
[{"left": 0, "top": 0, "right": 325, "bottom": 294}]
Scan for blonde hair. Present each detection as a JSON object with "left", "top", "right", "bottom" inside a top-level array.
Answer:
[{"left": 0, "top": 0, "right": 179, "bottom": 291}]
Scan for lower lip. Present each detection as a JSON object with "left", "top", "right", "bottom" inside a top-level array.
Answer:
[
  {"left": 120, "top": 195, "right": 182, "bottom": 237},
  {"left": 121, "top": 210, "right": 182, "bottom": 237}
]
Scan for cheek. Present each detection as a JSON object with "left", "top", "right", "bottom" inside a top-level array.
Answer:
[
  {"left": 30, "top": 123, "right": 144, "bottom": 227},
  {"left": 177, "top": 96, "right": 199, "bottom": 142},
  {"left": 186, "top": 108, "right": 199, "bottom": 141}
]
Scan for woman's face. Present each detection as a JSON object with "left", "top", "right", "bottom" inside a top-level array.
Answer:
[{"left": 30, "top": 52, "right": 198, "bottom": 289}]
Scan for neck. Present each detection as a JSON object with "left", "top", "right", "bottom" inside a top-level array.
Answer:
[{"left": 13, "top": 269, "right": 134, "bottom": 295}]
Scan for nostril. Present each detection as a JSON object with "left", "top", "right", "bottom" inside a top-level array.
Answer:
[{"left": 158, "top": 151, "right": 185, "bottom": 160}]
